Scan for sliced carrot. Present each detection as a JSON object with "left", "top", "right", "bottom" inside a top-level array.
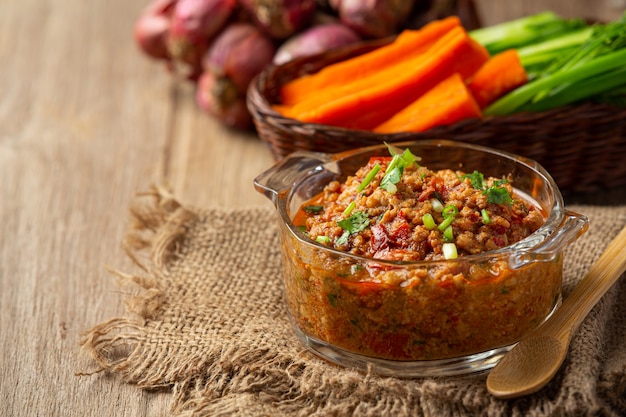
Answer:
[
  {"left": 284, "top": 26, "right": 489, "bottom": 131},
  {"left": 468, "top": 49, "right": 528, "bottom": 109},
  {"left": 279, "top": 16, "right": 462, "bottom": 106},
  {"left": 373, "top": 73, "right": 483, "bottom": 133}
]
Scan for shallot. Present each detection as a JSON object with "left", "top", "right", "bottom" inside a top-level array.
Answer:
[
  {"left": 240, "top": 0, "right": 317, "bottom": 39},
  {"left": 134, "top": 0, "right": 178, "bottom": 60},
  {"left": 273, "top": 22, "right": 361, "bottom": 65},
  {"left": 167, "top": 0, "right": 236, "bottom": 69}
]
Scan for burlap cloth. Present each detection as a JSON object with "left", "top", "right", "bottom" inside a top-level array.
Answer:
[{"left": 80, "top": 186, "right": 626, "bottom": 416}]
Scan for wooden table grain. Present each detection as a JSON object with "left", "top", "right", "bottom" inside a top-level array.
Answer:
[{"left": 1, "top": 1, "right": 624, "bottom": 416}]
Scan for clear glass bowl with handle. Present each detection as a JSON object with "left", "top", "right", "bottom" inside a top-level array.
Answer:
[{"left": 254, "top": 139, "right": 588, "bottom": 377}]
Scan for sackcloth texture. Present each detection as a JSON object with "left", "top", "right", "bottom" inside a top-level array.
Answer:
[{"left": 80, "top": 185, "right": 626, "bottom": 417}]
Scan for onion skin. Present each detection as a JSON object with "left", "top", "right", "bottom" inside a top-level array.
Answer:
[
  {"left": 196, "top": 71, "right": 253, "bottom": 129},
  {"left": 240, "top": 0, "right": 317, "bottom": 40},
  {"left": 203, "top": 23, "right": 277, "bottom": 93},
  {"left": 331, "top": 0, "right": 416, "bottom": 38},
  {"left": 134, "top": 0, "right": 178, "bottom": 60},
  {"left": 273, "top": 22, "right": 361, "bottom": 65},
  {"left": 198, "top": 23, "right": 276, "bottom": 129},
  {"left": 167, "top": 0, "right": 237, "bottom": 69}
]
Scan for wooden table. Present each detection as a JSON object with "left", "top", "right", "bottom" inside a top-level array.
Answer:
[{"left": 2, "top": 1, "right": 624, "bottom": 415}]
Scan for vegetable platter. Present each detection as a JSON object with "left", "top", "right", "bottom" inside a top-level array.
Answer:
[{"left": 248, "top": 11, "right": 626, "bottom": 193}]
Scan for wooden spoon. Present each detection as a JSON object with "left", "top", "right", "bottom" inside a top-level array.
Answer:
[{"left": 487, "top": 225, "right": 626, "bottom": 399}]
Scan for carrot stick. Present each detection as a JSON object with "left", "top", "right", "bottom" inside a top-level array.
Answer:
[
  {"left": 373, "top": 73, "right": 483, "bottom": 133},
  {"left": 284, "top": 26, "right": 489, "bottom": 130},
  {"left": 279, "top": 16, "right": 462, "bottom": 106},
  {"left": 468, "top": 49, "right": 528, "bottom": 108}
]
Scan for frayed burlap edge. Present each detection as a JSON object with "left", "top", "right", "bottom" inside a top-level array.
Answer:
[{"left": 79, "top": 186, "right": 626, "bottom": 417}]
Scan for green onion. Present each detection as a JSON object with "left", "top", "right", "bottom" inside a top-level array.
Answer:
[
  {"left": 442, "top": 205, "right": 459, "bottom": 218},
  {"left": 443, "top": 225, "right": 454, "bottom": 242},
  {"left": 430, "top": 198, "right": 444, "bottom": 213},
  {"left": 469, "top": 11, "right": 587, "bottom": 56},
  {"left": 303, "top": 205, "right": 323, "bottom": 213},
  {"left": 422, "top": 213, "right": 436, "bottom": 230},
  {"left": 343, "top": 201, "right": 356, "bottom": 216},
  {"left": 481, "top": 209, "right": 491, "bottom": 224},
  {"left": 442, "top": 243, "right": 458, "bottom": 260},
  {"left": 316, "top": 236, "right": 330, "bottom": 244},
  {"left": 380, "top": 146, "right": 420, "bottom": 194},
  {"left": 358, "top": 163, "right": 381, "bottom": 192},
  {"left": 485, "top": 14, "right": 626, "bottom": 116},
  {"left": 438, "top": 216, "right": 454, "bottom": 231}
]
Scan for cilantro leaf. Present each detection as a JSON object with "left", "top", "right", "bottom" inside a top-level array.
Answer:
[
  {"left": 380, "top": 166, "right": 403, "bottom": 193},
  {"left": 335, "top": 230, "right": 350, "bottom": 246},
  {"left": 462, "top": 170, "right": 485, "bottom": 189},
  {"left": 380, "top": 145, "right": 420, "bottom": 194},
  {"left": 337, "top": 211, "right": 370, "bottom": 233},
  {"left": 483, "top": 180, "right": 513, "bottom": 205}
]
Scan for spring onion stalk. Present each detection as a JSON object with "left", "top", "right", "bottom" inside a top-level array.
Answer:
[
  {"left": 517, "top": 26, "right": 594, "bottom": 73},
  {"left": 430, "top": 198, "right": 444, "bottom": 213},
  {"left": 486, "top": 46, "right": 626, "bottom": 115},
  {"left": 316, "top": 236, "right": 330, "bottom": 244},
  {"left": 481, "top": 209, "right": 491, "bottom": 224},
  {"left": 343, "top": 201, "right": 356, "bottom": 216},
  {"left": 438, "top": 216, "right": 454, "bottom": 231},
  {"left": 442, "top": 243, "right": 458, "bottom": 260},
  {"left": 522, "top": 65, "right": 626, "bottom": 112},
  {"left": 422, "top": 213, "right": 436, "bottom": 230},
  {"left": 358, "top": 163, "right": 381, "bottom": 192},
  {"left": 443, "top": 226, "right": 454, "bottom": 242},
  {"left": 442, "top": 205, "right": 459, "bottom": 218},
  {"left": 485, "top": 14, "right": 626, "bottom": 116},
  {"left": 469, "top": 11, "right": 586, "bottom": 55}
]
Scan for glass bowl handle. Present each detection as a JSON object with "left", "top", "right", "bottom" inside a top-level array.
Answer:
[
  {"left": 254, "top": 151, "right": 332, "bottom": 206},
  {"left": 509, "top": 210, "right": 589, "bottom": 269}
]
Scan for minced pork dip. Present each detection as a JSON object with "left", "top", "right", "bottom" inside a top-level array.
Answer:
[{"left": 285, "top": 145, "right": 561, "bottom": 361}]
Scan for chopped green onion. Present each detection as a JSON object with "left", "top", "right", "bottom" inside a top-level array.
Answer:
[
  {"left": 380, "top": 146, "right": 420, "bottom": 194},
  {"left": 442, "top": 243, "right": 458, "bottom": 260},
  {"left": 343, "top": 201, "right": 356, "bottom": 216},
  {"left": 358, "top": 163, "right": 381, "bottom": 192},
  {"left": 438, "top": 215, "right": 454, "bottom": 231},
  {"left": 430, "top": 198, "right": 444, "bottom": 213},
  {"left": 443, "top": 225, "right": 454, "bottom": 242},
  {"left": 481, "top": 209, "right": 491, "bottom": 224},
  {"left": 303, "top": 205, "right": 323, "bottom": 213},
  {"left": 442, "top": 205, "right": 459, "bottom": 218},
  {"left": 422, "top": 213, "right": 436, "bottom": 230},
  {"left": 316, "top": 236, "right": 330, "bottom": 244}
]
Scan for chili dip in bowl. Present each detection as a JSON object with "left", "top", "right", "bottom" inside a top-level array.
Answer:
[{"left": 254, "top": 139, "right": 588, "bottom": 377}]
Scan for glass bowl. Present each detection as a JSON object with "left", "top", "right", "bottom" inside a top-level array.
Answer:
[{"left": 254, "top": 139, "right": 588, "bottom": 377}]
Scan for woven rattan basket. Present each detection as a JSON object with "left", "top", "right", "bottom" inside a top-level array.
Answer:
[{"left": 247, "top": 40, "right": 626, "bottom": 193}]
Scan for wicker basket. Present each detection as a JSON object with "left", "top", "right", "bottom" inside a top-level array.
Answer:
[{"left": 247, "top": 40, "right": 626, "bottom": 193}]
